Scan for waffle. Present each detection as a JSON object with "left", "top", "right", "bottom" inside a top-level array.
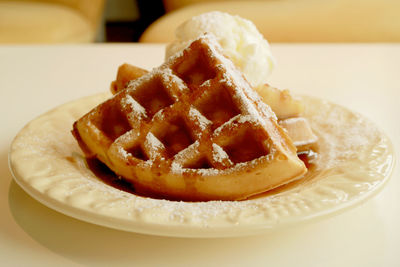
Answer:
[
  {"left": 279, "top": 117, "right": 318, "bottom": 152},
  {"left": 110, "top": 64, "right": 148, "bottom": 94},
  {"left": 73, "top": 34, "right": 306, "bottom": 201},
  {"left": 110, "top": 63, "right": 317, "bottom": 151},
  {"left": 111, "top": 66, "right": 304, "bottom": 120},
  {"left": 255, "top": 84, "right": 304, "bottom": 119}
]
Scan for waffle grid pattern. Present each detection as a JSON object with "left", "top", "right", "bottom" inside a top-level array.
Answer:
[
  {"left": 73, "top": 34, "right": 306, "bottom": 200},
  {"left": 96, "top": 37, "right": 273, "bottom": 173}
]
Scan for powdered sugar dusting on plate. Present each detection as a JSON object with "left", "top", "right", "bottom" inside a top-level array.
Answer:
[{"left": 304, "top": 97, "right": 383, "bottom": 170}]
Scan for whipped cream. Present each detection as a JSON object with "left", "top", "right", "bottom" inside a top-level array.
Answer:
[{"left": 165, "top": 11, "right": 276, "bottom": 87}]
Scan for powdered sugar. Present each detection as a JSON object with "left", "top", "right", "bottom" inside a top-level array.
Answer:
[
  {"left": 212, "top": 143, "right": 229, "bottom": 163},
  {"left": 145, "top": 132, "right": 163, "bottom": 149},
  {"left": 212, "top": 114, "right": 242, "bottom": 136},
  {"left": 125, "top": 71, "right": 152, "bottom": 92},
  {"left": 237, "top": 114, "right": 259, "bottom": 125},
  {"left": 189, "top": 107, "right": 211, "bottom": 131},
  {"left": 160, "top": 68, "right": 187, "bottom": 93},
  {"left": 122, "top": 94, "right": 146, "bottom": 117},
  {"left": 171, "top": 162, "right": 184, "bottom": 175},
  {"left": 145, "top": 132, "right": 165, "bottom": 160},
  {"left": 118, "top": 146, "right": 130, "bottom": 159},
  {"left": 303, "top": 97, "right": 382, "bottom": 170}
]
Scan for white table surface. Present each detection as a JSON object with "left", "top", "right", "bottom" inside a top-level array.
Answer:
[{"left": 1, "top": 43, "right": 399, "bottom": 267}]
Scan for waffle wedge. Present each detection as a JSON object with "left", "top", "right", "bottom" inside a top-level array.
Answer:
[
  {"left": 110, "top": 64, "right": 148, "bottom": 94},
  {"left": 73, "top": 34, "right": 306, "bottom": 201},
  {"left": 111, "top": 65, "right": 304, "bottom": 120},
  {"left": 110, "top": 64, "right": 317, "bottom": 153}
]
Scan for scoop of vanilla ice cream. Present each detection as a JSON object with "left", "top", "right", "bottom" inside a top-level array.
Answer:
[{"left": 166, "top": 11, "right": 275, "bottom": 87}]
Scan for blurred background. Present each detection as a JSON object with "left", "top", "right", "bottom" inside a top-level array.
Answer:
[{"left": 0, "top": 0, "right": 399, "bottom": 44}]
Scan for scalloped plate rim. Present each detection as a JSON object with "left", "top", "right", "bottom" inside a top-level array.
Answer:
[{"left": 8, "top": 93, "right": 395, "bottom": 238}]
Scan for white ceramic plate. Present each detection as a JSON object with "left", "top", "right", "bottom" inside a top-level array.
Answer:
[{"left": 9, "top": 93, "right": 394, "bottom": 238}]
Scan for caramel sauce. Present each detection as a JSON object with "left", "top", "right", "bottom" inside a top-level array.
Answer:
[
  {"left": 250, "top": 149, "right": 320, "bottom": 199},
  {"left": 86, "top": 158, "right": 186, "bottom": 201},
  {"left": 297, "top": 149, "right": 318, "bottom": 169},
  {"left": 86, "top": 149, "right": 317, "bottom": 202},
  {"left": 86, "top": 158, "right": 136, "bottom": 195}
]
